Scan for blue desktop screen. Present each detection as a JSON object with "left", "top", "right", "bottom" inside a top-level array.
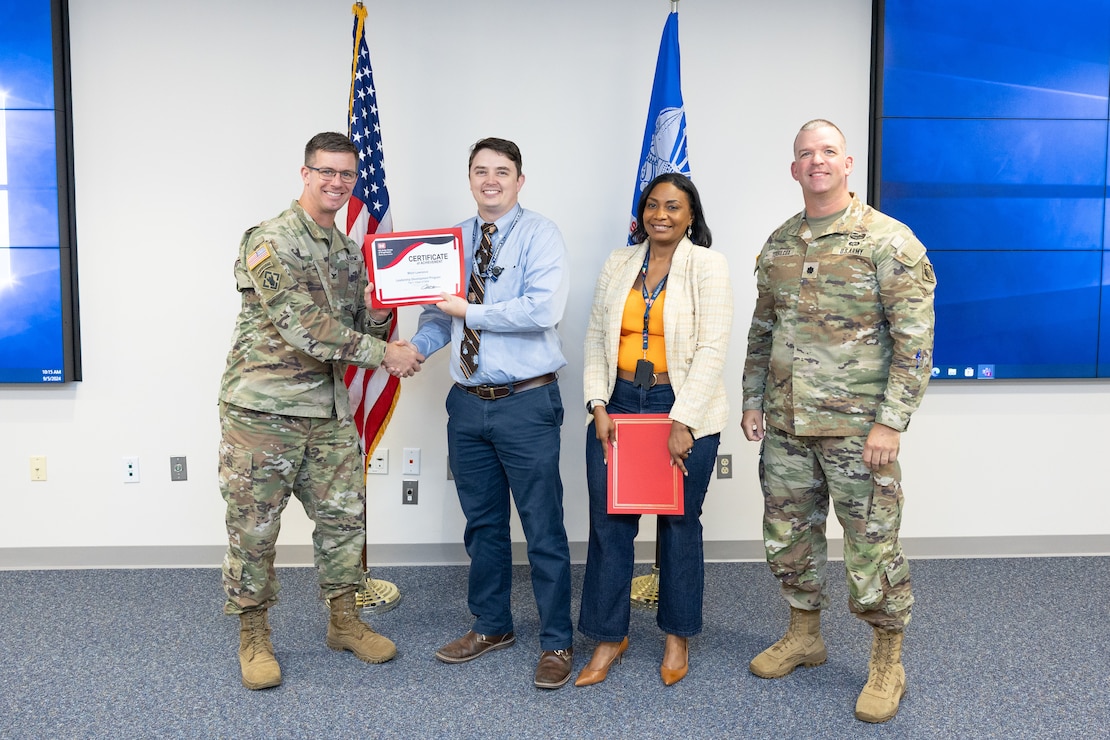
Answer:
[
  {"left": 872, "top": 0, "right": 1110, "bottom": 379},
  {"left": 0, "top": 0, "right": 72, "bottom": 383}
]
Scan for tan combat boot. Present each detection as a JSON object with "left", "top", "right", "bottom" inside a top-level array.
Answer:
[
  {"left": 749, "top": 606, "right": 827, "bottom": 678},
  {"left": 855, "top": 628, "right": 907, "bottom": 723},
  {"left": 325, "top": 591, "right": 398, "bottom": 663},
  {"left": 238, "top": 609, "right": 282, "bottom": 690}
]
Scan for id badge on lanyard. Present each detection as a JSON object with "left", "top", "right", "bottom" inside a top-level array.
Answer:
[{"left": 634, "top": 249, "right": 667, "bottom": 389}]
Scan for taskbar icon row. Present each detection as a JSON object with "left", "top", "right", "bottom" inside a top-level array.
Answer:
[{"left": 932, "top": 364, "right": 995, "bottom": 379}]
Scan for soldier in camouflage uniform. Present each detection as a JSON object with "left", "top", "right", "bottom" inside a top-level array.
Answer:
[
  {"left": 218, "top": 132, "right": 424, "bottom": 690},
  {"left": 741, "top": 120, "right": 936, "bottom": 723}
]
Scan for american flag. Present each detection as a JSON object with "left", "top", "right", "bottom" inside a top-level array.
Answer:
[{"left": 344, "top": 2, "right": 399, "bottom": 461}]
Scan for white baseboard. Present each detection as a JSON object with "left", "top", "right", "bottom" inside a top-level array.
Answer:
[{"left": 1, "top": 535, "right": 1107, "bottom": 570}]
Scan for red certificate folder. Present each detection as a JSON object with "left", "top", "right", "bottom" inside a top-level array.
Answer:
[{"left": 607, "top": 414, "right": 684, "bottom": 515}]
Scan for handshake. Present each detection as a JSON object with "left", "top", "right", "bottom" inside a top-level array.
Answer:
[
  {"left": 382, "top": 339, "right": 424, "bottom": 379},
  {"left": 367, "top": 284, "right": 424, "bottom": 378}
]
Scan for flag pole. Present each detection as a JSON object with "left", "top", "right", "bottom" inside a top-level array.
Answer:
[
  {"left": 630, "top": 0, "right": 687, "bottom": 609},
  {"left": 348, "top": 0, "right": 402, "bottom": 614}
]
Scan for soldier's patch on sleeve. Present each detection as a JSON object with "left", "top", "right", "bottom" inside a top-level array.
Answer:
[
  {"left": 245, "top": 240, "right": 292, "bottom": 299},
  {"left": 891, "top": 238, "right": 926, "bottom": 268},
  {"left": 259, "top": 268, "right": 284, "bottom": 292},
  {"left": 246, "top": 242, "right": 272, "bottom": 270},
  {"left": 922, "top": 261, "right": 936, "bottom": 284}
]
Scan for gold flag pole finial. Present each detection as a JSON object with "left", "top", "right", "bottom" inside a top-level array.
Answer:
[{"left": 349, "top": 4, "right": 367, "bottom": 117}]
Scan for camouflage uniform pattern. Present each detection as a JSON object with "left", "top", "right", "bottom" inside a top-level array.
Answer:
[
  {"left": 219, "top": 201, "right": 389, "bottom": 419},
  {"left": 742, "top": 194, "right": 935, "bottom": 436},
  {"left": 220, "top": 404, "right": 364, "bottom": 614},
  {"left": 218, "top": 201, "right": 391, "bottom": 614},
  {"left": 742, "top": 194, "right": 935, "bottom": 631},
  {"left": 759, "top": 427, "right": 912, "bottom": 631}
]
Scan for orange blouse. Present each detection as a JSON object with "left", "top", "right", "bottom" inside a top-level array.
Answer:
[{"left": 617, "top": 288, "right": 668, "bottom": 373}]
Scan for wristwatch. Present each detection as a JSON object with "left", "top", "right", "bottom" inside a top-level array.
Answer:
[{"left": 587, "top": 399, "right": 606, "bottom": 413}]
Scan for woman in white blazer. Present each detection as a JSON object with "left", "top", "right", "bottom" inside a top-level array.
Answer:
[{"left": 576, "top": 173, "right": 732, "bottom": 687}]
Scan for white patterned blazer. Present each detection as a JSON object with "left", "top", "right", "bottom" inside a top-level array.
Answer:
[{"left": 583, "top": 237, "right": 733, "bottom": 437}]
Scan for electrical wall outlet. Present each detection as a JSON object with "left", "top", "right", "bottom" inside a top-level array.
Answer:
[
  {"left": 368, "top": 448, "right": 388, "bottom": 475},
  {"left": 170, "top": 456, "right": 188, "bottom": 481},
  {"left": 123, "top": 456, "right": 141, "bottom": 484},
  {"left": 402, "top": 479, "right": 419, "bottom": 505},
  {"left": 716, "top": 454, "right": 733, "bottom": 479},
  {"left": 30, "top": 456, "right": 47, "bottom": 482},
  {"left": 402, "top": 447, "right": 421, "bottom": 475}
]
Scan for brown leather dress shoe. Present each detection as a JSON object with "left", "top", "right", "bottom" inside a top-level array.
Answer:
[
  {"left": 434, "top": 630, "right": 515, "bottom": 664},
  {"left": 534, "top": 648, "right": 574, "bottom": 689}
]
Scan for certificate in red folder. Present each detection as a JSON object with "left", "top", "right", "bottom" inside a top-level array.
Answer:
[{"left": 607, "top": 414, "right": 684, "bottom": 515}]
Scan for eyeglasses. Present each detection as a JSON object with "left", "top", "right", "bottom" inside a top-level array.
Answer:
[{"left": 306, "top": 165, "right": 357, "bottom": 183}]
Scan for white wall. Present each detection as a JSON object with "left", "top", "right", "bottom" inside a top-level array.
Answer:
[{"left": 1, "top": 0, "right": 1107, "bottom": 564}]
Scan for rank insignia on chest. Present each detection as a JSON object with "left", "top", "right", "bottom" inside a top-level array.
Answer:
[{"left": 803, "top": 261, "right": 819, "bottom": 278}]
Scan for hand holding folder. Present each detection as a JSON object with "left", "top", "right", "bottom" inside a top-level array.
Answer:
[{"left": 606, "top": 414, "right": 684, "bottom": 515}]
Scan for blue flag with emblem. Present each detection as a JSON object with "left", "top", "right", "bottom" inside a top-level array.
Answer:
[{"left": 628, "top": 9, "right": 690, "bottom": 244}]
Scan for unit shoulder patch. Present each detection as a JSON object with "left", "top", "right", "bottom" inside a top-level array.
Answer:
[
  {"left": 891, "top": 238, "right": 926, "bottom": 268},
  {"left": 245, "top": 239, "right": 292, "bottom": 297},
  {"left": 922, "top": 261, "right": 936, "bottom": 284}
]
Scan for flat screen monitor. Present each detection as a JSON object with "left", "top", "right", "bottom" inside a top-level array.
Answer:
[
  {"left": 0, "top": 0, "right": 80, "bottom": 383},
  {"left": 869, "top": 0, "right": 1110, "bottom": 379}
]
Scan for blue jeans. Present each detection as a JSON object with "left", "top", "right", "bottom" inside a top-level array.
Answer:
[
  {"left": 446, "top": 382, "right": 573, "bottom": 650},
  {"left": 578, "top": 379, "right": 719, "bottom": 641}
]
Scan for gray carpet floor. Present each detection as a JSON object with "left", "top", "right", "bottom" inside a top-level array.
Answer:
[{"left": 0, "top": 557, "right": 1106, "bottom": 738}]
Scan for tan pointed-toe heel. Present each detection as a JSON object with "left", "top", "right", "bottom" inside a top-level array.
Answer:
[
  {"left": 574, "top": 636, "right": 629, "bottom": 687},
  {"left": 660, "top": 635, "right": 688, "bottom": 686}
]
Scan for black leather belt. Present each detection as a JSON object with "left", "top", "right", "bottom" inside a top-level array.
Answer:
[{"left": 456, "top": 372, "right": 558, "bottom": 401}]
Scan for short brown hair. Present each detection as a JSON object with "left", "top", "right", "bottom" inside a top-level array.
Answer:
[
  {"left": 304, "top": 132, "right": 357, "bottom": 165},
  {"left": 468, "top": 137, "right": 522, "bottom": 176}
]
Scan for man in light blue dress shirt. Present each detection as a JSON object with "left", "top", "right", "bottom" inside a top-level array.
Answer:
[{"left": 410, "top": 137, "right": 573, "bottom": 689}]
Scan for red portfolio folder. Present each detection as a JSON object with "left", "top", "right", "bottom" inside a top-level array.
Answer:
[{"left": 607, "top": 413, "right": 684, "bottom": 515}]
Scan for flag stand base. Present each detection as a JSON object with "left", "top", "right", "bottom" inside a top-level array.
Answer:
[
  {"left": 630, "top": 565, "right": 660, "bottom": 610},
  {"left": 356, "top": 574, "right": 402, "bottom": 614}
]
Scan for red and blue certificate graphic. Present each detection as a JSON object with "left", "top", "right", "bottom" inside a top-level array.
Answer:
[{"left": 365, "top": 227, "right": 464, "bottom": 309}]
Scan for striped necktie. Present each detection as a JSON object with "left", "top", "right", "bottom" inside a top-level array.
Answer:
[{"left": 459, "top": 222, "right": 496, "bottom": 378}]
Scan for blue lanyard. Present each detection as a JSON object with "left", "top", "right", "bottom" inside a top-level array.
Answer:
[
  {"left": 639, "top": 249, "right": 667, "bottom": 354},
  {"left": 470, "top": 206, "right": 523, "bottom": 280}
]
